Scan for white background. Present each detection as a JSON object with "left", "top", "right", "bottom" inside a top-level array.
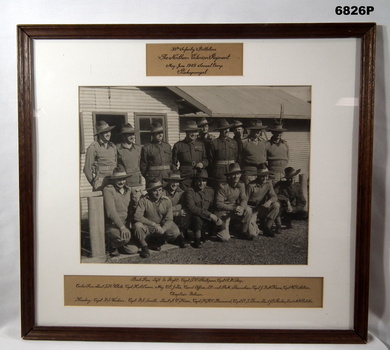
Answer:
[{"left": 1, "top": 1, "right": 389, "bottom": 349}]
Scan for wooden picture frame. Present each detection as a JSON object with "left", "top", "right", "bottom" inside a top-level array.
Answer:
[{"left": 18, "top": 23, "right": 376, "bottom": 344}]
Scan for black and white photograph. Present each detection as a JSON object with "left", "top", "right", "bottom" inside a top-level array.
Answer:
[{"left": 79, "top": 85, "right": 311, "bottom": 265}]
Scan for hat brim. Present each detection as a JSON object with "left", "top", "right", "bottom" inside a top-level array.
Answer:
[
  {"left": 192, "top": 175, "right": 211, "bottom": 180},
  {"left": 183, "top": 128, "right": 201, "bottom": 132},
  {"left": 119, "top": 129, "right": 136, "bottom": 134},
  {"left": 150, "top": 129, "right": 164, "bottom": 134},
  {"left": 110, "top": 173, "right": 132, "bottom": 180},
  {"left": 269, "top": 128, "right": 287, "bottom": 132},
  {"left": 257, "top": 171, "right": 269, "bottom": 176},
  {"left": 146, "top": 184, "right": 163, "bottom": 191},
  {"left": 163, "top": 177, "right": 186, "bottom": 182},
  {"left": 285, "top": 169, "right": 301, "bottom": 178},
  {"left": 225, "top": 170, "right": 244, "bottom": 176},
  {"left": 247, "top": 125, "right": 267, "bottom": 130},
  {"left": 215, "top": 124, "right": 233, "bottom": 130},
  {"left": 95, "top": 125, "right": 115, "bottom": 135}
]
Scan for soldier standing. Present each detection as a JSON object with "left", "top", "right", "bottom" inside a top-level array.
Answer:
[
  {"left": 140, "top": 122, "right": 173, "bottom": 183},
  {"left": 83, "top": 120, "right": 117, "bottom": 191},
  {"left": 197, "top": 117, "right": 214, "bottom": 169},
  {"left": 231, "top": 119, "right": 244, "bottom": 153},
  {"left": 172, "top": 120, "right": 208, "bottom": 190},
  {"left": 240, "top": 119, "right": 268, "bottom": 171},
  {"left": 116, "top": 123, "right": 144, "bottom": 223},
  {"left": 209, "top": 119, "right": 238, "bottom": 182},
  {"left": 197, "top": 117, "right": 214, "bottom": 147},
  {"left": 266, "top": 122, "right": 289, "bottom": 184}
]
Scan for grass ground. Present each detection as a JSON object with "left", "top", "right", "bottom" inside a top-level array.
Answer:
[{"left": 82, "top": 220, "right": 308, "bottom": 265}]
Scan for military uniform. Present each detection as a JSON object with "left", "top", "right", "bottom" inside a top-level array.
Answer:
[
  {"left": 103, "top": 184, "right": 138, "bottom": 255},
  {"left": 233, "top": 134, "right": 244, "bottom": 154},
  {"left": 240, "top": 137, "right": 267, "bottom": 167},
  {"left": 266, "top": 138, "right": 289, "bottom": 183},
  {"left": 274, "top": 180, "right": 307, "bottom": 224},
  {"left": 84, "top": 140, "right": 117, "bottom": 191},
  {"left": 183, "top": 185, "right": 215, "bottom": 234},
  {"left": 209, "top": 137, "right": 238, "bottom": 181},
  {"left": 214, "top": 181, "right": 252, "bottom": 241},
  {"left": 133, "top": 193, "right": 181, "bottom": 247},
  {"left": 117, "top": 142, "right": 143, "bottom": 223},
  {"left": 163, "top": 186, "right": 185, "bottom": 216},
  {"left": 246, "top": 180, "right": 280, "bottom": 237},
  {"left": 162, "top": 185, "right": 188, "bottom": 231},
  {"left": 197, "top": 133, "right": 214, "bottom": 173},
  {"left": 172, "top": 139, "right": 208, "bottom": 189},
  {"left": 140, "top": 141, "right": 173, "bottom": 182}
]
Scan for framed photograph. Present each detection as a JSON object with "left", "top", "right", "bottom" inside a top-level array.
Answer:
[{"left": 18, "top": 23, "right": 376, "bottom": 343}]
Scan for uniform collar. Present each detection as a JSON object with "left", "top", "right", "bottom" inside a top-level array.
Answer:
[
  {"left": 121, "top": 142, "right": 135, "bottom": 149},
  {"left": 270, "top": 137, "right": 282, "bottom": 145},
  {"left": 114, "top": 185, "right": 129, "bottom": 194},
  {"left": 98, "top": 139, "right": 113, "bottom": 148}
]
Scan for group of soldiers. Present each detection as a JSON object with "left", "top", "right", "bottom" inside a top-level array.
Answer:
[{"left": 83, "top": 117, "right": 308, "bottom": 259}]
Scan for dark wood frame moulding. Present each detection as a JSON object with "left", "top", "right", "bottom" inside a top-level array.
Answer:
[{"left": 18, "top": 23, "right": 376, "bottom": 344}]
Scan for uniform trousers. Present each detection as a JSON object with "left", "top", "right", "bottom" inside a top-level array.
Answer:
[
  {"left": 215, "top": 206, "right": 252, "bottom": 242},
  {"left": 105, "top": 225, "right": 139, "bottom": 254},
  {"left": 248, "top": 202, "right": 280, "bottom": 236},
  {"left": 133, "top": 222, "right": 181, "bottom": 247}
]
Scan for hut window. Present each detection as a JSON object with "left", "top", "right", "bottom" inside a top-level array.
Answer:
[
  {"left": 134, "top": 113, "right": 167, "bottom": 145},
  {"left": 93, "top": 113, "right": 127, "bottom": 145}
]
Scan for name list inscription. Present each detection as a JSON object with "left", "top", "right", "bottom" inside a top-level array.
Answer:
[
  {"left": 65, "top": 276, "right": 323, "bottom": 308},
  {"left": 146, "top": 43, "right": 243, "bottom": 76}
]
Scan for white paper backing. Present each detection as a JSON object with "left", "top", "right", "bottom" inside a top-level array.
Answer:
[{"left": 34, "top": 38, "right": 359, "bottom": 329}]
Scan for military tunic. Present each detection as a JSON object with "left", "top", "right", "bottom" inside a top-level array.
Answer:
[
  {"left": 183, "top": 186, "right": 215, "bottom": 232},
  {"left": 266, "top": 138, "right": 289, "bottom": 183},
  {"left": 209, "top": 137, "right": 238, "bottom": 181},
  {"left": 163, "top": 186, "right": 187, "bottom": 231},
  {"left": 117, "top": 142, "right": 144, "bottom": 222},
  {"left": 117, "top": 142, "right": 142, "bottom": 186},
  {"left": 133, "top": 193, "right": 180, "bottom": 247},
  {"left": 197, "top": 133, "right": 215, "bottom": 176},
  {"left": 103, "top": 184, "right": 138, "bottom": 253},
  {"left": 240, "top": 137, "right": 267, "bottom": 167},
  {"left": 163, "top": 186, "right": 185, "bottom": 217},
  {"left": 83, "top": 140, "right": 117, "bottom": 191},
  {"left": 274, "top": 181, "right": 307, "bottom": 214},
  {"left": 215, "top": 181, "right": 252, "bottom": 241},
  {"left": 172, "top": 139, "right": 208, "bottom": 187},
  {"left": 140, "top": 141, "right": 173, "bottom": 182},
  {"left": 197, "top": 133, "right": 215, "bottom": 153},
  {"left": 246, "top": 181, "right": 280, "bottom": 236}
]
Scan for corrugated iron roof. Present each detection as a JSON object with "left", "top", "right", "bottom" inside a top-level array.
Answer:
[{"left": 168, "top": 86, "right": 311, "bottom": 119}]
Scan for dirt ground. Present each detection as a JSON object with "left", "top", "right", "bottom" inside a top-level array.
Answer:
[{"left": 84, "top": 219, "right": 308, "bottom": 266}]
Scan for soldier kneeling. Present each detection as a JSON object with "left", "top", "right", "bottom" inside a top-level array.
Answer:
[{"left": 133, "top": 178, "right": 187, "bottom": 258}]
